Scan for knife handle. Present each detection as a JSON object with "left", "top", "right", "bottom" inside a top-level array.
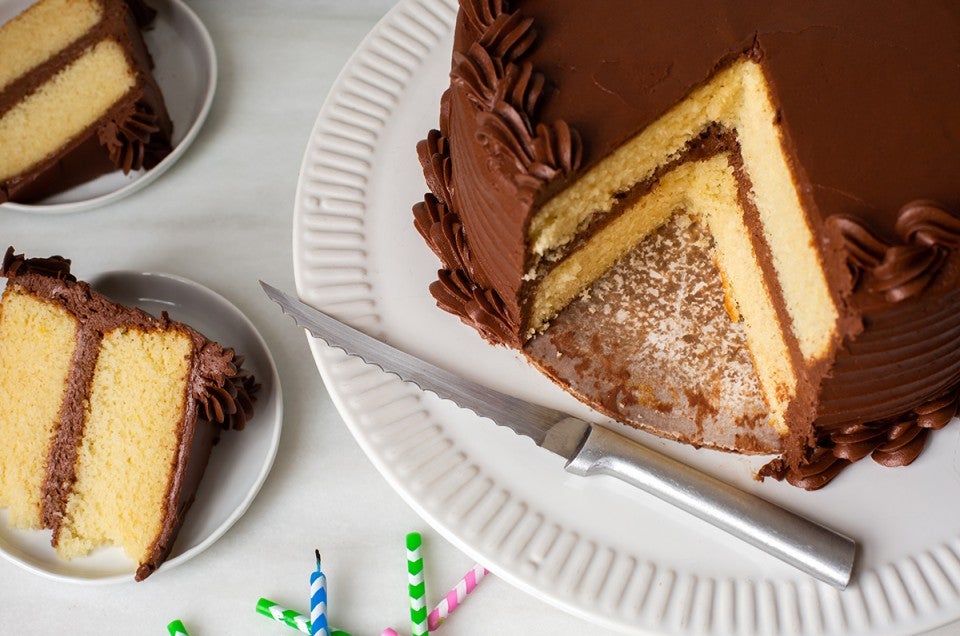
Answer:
[{"left": 564, "top": 424, "right": 856, "bottom": 589}]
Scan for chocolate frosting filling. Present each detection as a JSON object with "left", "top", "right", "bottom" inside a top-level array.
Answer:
[
  {"left": 415, "top": 0, "right": 960, "bottom": 489},
  {"left": 1, "top": 247, "right": 258, "bottom": 579}
]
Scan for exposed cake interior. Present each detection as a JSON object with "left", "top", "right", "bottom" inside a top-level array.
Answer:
[
  {"left": 0, "top": 286, "right": 77, "bottom": 528},
  {"left": 56, "top": 328, "right": 192, "bottom": 562},
  {"left": 526, "top": 58, "right": 840, "bottom": 431}
]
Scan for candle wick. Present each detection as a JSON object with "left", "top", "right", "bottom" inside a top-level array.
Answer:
[{"left": 315, "top": 549, "right": 322, "bottom": 569}]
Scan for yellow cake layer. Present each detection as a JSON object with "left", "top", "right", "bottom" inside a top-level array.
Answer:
[
  {"left": 56, "top": 328, "right": 191, "bottom": 563},
  {"left": 0, "top": 0, "right": 103, "bottom": 93},
  {"left": 533, "top": 156, "right": 795, "bottom": 431},
  {"left": 0, "top": 37, "right": 135, "bottom": 182},
  {"left": 0, "top": 287, "right": 78, "bottom": 529},
  {"left": 529, "top": 58, "right": 838, "bottom": 366}
]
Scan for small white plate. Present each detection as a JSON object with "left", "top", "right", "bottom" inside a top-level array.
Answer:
[
  {"left": 0, "top": 0, "right": 217, "bottom": 213},
  {"left": 0, "top": 271, "right": 282, "bottom": 583}
]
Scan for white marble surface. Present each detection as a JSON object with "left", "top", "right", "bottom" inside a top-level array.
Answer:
[{"left": 0, "top": 2, "right": 958, "bottom": 635}]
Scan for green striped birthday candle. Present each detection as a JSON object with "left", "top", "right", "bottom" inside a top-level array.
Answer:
[{"left": 407, "top": 532, "right": 428, "bottom": 636}]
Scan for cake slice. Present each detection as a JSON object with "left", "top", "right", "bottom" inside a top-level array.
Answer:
[
  {"left": 0, "top": 0, "right": 172, "bottom": 203},
  {"left": 0, "top": 248, "right": 257, "bottom": 580}
]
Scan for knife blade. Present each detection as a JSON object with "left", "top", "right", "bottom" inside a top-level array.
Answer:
[{"left": 261, "top": 281, "right": 856, "bottom": 589}]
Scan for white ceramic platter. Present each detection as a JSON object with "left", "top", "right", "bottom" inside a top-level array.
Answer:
[
  {"left": 292, "top": 0, "right": 960, "bottom": 633},
  {"left": 0, "top": 272, "right": 282, "bottom": 583},
  {"left": 0, "top": 0, "right": 216, "bottom": 213}
]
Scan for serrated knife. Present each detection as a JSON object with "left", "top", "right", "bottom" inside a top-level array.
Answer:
[{"left": 261, "top": 281, "right": 856, "bottom": 589}]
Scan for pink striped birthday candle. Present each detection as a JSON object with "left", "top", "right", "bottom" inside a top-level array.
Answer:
[{"left": 428, "top": 563, "right": 489, "bottom": 630}]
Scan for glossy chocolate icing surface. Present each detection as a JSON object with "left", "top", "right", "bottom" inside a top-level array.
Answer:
[
  {"left": 0, "top": 0, "right": 173, "bottom": 203},
  {"left": 415, "top": 0, "right": 960, "bottom": 488},
  {"left": 1, "top": 248, "right": 257, "bottom": 579}
]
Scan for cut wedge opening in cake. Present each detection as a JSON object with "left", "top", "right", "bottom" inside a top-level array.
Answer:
[
  {"left": 526, "top": 212, "right": 781, "bottom": 453},
  {"left": 0, "top": 248, "right": 258, "bottom": 580},
  {"left": 525, "top": 58, "right": 839, "bottom": 435}
]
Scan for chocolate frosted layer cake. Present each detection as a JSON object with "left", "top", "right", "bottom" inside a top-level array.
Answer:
[
  {"left": 0, "top": 0, "right": 172, "bottom": 203},
  {"left": 0, "top": 248, "right": 257, "bottom": 580},
  {"left": 413, "top": 0, "right": 960, "bottom": 488}
]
